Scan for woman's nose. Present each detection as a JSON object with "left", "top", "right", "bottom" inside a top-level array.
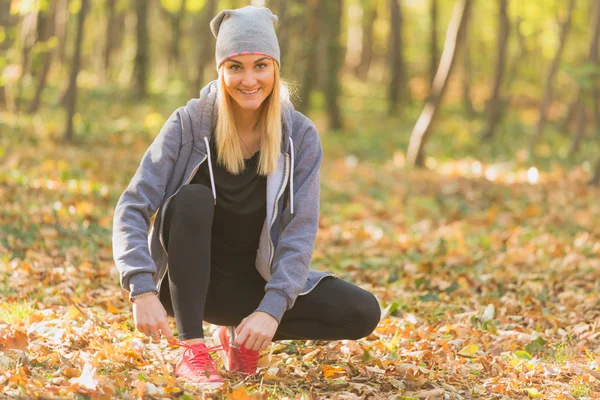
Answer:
[{"left": 241, "top": 71, "right": 258, "bottom": 86}]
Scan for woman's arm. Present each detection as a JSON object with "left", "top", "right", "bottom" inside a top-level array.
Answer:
[{"left": 112, "top": 109, "right": 182, "bottom": 300}]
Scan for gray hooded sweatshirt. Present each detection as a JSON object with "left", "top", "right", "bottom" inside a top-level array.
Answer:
[{"left": 112, "top": 80, "right": 335, "bottom": 323}]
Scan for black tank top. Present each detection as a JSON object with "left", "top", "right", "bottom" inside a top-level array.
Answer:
[{"left": 191, "top": 136, "right": 267, "bottom": 276}]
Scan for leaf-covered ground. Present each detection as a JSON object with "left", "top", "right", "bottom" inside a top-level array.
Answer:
[{"left": 1, "top": 93, "right": 600, "bottom": 399}]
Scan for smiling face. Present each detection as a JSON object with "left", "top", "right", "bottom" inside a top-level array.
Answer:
[{"left": 221, "top": 54, "right": 275, "bottom": 114}]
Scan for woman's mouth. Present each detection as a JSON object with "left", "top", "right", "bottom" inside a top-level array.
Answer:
[{"left": 239, "top": 88, "right": 260, "bottom": 96}]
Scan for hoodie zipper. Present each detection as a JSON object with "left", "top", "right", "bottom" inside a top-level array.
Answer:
[
  {"left": 156, "top": 155, "right": 207, "bottom": 292},
  {"left": 267, "top": 153, "right": 290, "bottom": 272}
]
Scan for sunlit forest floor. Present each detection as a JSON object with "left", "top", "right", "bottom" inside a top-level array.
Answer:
[{"left": 1, "top": 77, "right": 600, "bottom": 399}]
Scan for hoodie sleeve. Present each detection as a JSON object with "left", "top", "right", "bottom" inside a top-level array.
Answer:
[
  {"left": 112, "top": 109, "right": 182, "bottom": 299},
  {"left": 255, "top": 120, "right": 323, "bottom": 323}
]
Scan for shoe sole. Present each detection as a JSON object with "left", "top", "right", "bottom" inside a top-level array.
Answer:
[
  {"left": 190, "top": 381, "right": 224, "bottom": 390},
  {"left": 175, "top": 367, "right": 224, "bottom": 388}
]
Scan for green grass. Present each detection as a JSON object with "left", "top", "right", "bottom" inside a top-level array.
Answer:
[
  {"left": 0, "top": 301, "right": 34, "bottom": 323},
  {"left": 571, "top": 383, "right": 592, "bottom": 398}
]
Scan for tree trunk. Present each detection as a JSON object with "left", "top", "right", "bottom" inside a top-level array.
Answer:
[
  {"left": 505, "top": 16, "right": 526, "bottom": 87},
  {"left": 569, "top": 0, "right": 600, "bottom": 155},
  {"left": 16, "top": 10, "right": 39, "bottom": 112},
  {"left": 406, "top": 0, "right": 472, "bottom": 167},
  {"left": 324, "top": 0, "right": 344, "bottom": 130},
  {"left": 589, "top": 0, "right": 600, "bottom": 130},
  {"left": 266, "top": 0, "right": 278, "bottom": 13},
  {"left": 285, "top": 0, "right": 307, "bottom": 83},
  {"left": 297, "top": 0, "right": 322, "bottom": 113},
  {"left": 569, "top": 106, "right": 586, "bottom": 155},
  {"left": 276, "top": 0, "right": 289, "bottom": 67},
  {"left": 461, "top": 30, "right": 475, "bottom": 118},
  {"left": 193, "top": 0, "right": 217, "bottom": 97},
  {"left": 355, "top": 0, "right": 377, "bottom": 80},
  {"left": 133, "top": 0, "right": 149, "bottom": 99},
  {"left": 591, "top": 157, "right": 600, "bottom": 185},
  {"left": 429, "top": 0, "right": 439, "bottom": 88},
  {"left": 103, "top": 0, "right": 117, "bottom": 82},
  {"left": 529, "top": 0, "right": 576, "bottom": 152},
  {"left": 28, "top": 1, "right": 57, "bottom": 113},
  {"left": 560, "top": 95, "right": 579, "bottom": 131},
  {"left": 164, "top": 0, "right": 187, "bottom": 74},
  {"left": 388, "top": 0, "right": 407, "bottom": 114},
  {"left": 0, "top": 0, "right": 16, "bottom": 108},
  {"left": 481, "top": 0, "right": 510, "bottom": 141},
  {"left": 64, "top": 0, "right": 89, "bottom": 142},
  {"left": 55, "top": 0, "right": 69, "bottom": 67},
  {"left": 283, "top": 0, "right": 311, "bottom": 82}
]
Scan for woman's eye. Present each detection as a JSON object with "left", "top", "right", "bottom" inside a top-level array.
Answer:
[{"left": 256, "top": 63, "right": 266, "bottom": 69}]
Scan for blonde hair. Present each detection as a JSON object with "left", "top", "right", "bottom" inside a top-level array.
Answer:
[{"left": 215, "top": 61, "right": 291, "bottom": 176}]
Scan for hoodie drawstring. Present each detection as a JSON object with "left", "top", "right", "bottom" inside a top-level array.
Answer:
[
  {"left": 203, "top": 135, "right": 294, "bottom": 215},
  {"left": 203, "top": 136, "right": 217, "bottom": 205},
  {"left": 289, "top": 137, "right": 294, "bottom": 215}
]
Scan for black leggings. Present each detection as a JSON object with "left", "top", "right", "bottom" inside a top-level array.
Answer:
[{"left": 159, "top": 184, "right": 381, "bottom": 341}]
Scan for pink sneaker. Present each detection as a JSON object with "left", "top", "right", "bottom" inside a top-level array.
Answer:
[
  {"left": 174, "top": 340, "right": 224, "bottom": 388},
  {"left": 213, "top": 326, "right": 260, "bottom": 374}
]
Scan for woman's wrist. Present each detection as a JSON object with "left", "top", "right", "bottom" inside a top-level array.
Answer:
[{"left": 130, "top": 290, "right": 159, "bottom": 304}]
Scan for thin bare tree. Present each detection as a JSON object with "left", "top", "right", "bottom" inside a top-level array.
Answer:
[
  {"left": 505, "top": 17, "right": 527, "bottom": 87},
  {"left": 298, "top": 0, "right": 322, "bottom": 114},
  {"left": 15, "top": 8, "right": 39, "bottom": 111},
  {"left": 481, "top": 0, "right": 510, "bottom": 141},
  {"left": 160, "top": 0, "right": 187, "bottom": 75},
  {"left": 529, "top": 0, "right": 576, "bottom": 152},
  {"left": 388, "top": 0, "right": 408, "bottom": 114},
  {"left": 324, "top": 0, "right": 344, "bottom": 130},
  {"left": 560, "top": 93, "right": 580, "bottom": 131},
  {"left": 570, "top": 0, "right": 600, "bottom": 155},
  {"left": 275, "top": 0, "right": 289, "bottom": 66},
  {"left": 429, "top": 0, "right": 439, "bottom": 88},
  {"left": 591, "top": 158, "right": 600, "bottom": 185},
  {"left": 406, "top": 0, "right": 472, "bottom": 167},
  {"left": 133, "top": 0, "right": 149, "bottom": 99},
  {"left": 0, "top": 0, "right": 17, "bottom": 108},
  {"left": 590, "top": 0, "right": 600, "bottom": 132},
  {"left": 355, "top": 0, "right": 378, "bottom": 80},
  {"left": 192, "top": 0, "right": 217, "bottom": 96},
  {"left": 55, "top": 0, "right": 69, "bottom": 67},
  {"left": 28, "top": 1, "right": 57, "bottom": 113},
  {"left": 102, "top": 0, "right": 118, "bottom": 82},
  {"left": 461, "top": 31, "right": 475, "bottom": 118},
  {"left": 64, "top": 0, "right": 90, "bottom": 142}
]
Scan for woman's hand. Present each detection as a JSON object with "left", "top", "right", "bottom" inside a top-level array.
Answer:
[
  {"left": 234, "top": 311, "right": 279, "bottom": 351},
  {"left": 132, "top": 294, "right": 174, "bottom": 342}
]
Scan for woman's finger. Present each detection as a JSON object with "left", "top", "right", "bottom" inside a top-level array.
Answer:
[
  {"left": 260, "top": 339, "right": 270, "bottom": 351},
  {"left": 158, "top": 319, "right": 173, "bottom": 341},
  {"left": 253, "top": 338, "right": 265, "bottom": 352},
  {"left": 235, "top": 326, "right": 249, "bottom": 348},
  {"left": 242, "top": 332, "right": 258, "bottom": 351},
  {"left": 235, "top": 318, "right": 247, "bottom": 336}
]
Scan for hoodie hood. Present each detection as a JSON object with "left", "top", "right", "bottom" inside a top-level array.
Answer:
[{"left": 182, "top": 79, "right": 297, "bottom": 214}]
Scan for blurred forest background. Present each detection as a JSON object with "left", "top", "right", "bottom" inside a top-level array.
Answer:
[
  {"left": 1, "top": 0, "right": 599, "bottom": 177},
  {"left": 1, "top": 0, "right": 600, "bottom": 398}
]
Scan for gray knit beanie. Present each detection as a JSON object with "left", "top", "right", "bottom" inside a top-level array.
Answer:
[{"left": 210, "top": 6, "right": 280, "bottom": 71}]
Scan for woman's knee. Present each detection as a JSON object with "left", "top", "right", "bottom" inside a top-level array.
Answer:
[
  {"left": 171, "top": 184, "right": 214, "bottom": 221},
  {"left": 347, "top": 291, "right": 381, "bottom": 340}
]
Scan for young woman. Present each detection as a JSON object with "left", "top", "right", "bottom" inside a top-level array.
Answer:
[{"left": 112, "top": 6, "right": 380, "bottom": 387}]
